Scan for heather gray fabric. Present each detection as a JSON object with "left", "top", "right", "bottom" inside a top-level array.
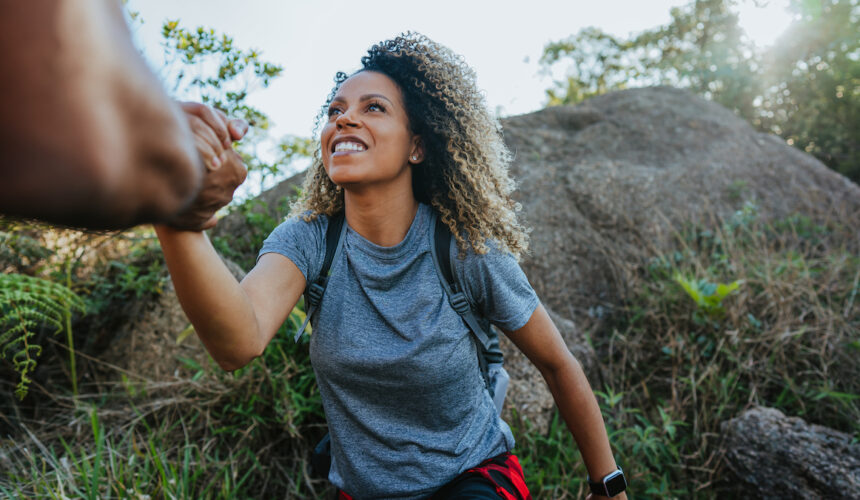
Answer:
[{"left": 258, "top": 203, "right": 539, "bottom": 499}]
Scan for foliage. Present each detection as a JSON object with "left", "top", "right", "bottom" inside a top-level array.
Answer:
[
  {"left": 1, "top": 11, "right": 320, "bottom": 499},
  {"left": 80, "top": 233, "right": 169, "bottom": 316},
  {"left": 514, "top": 204, "right": 858, "bottom": 498},
  {"left": 1, "top": 311, "right": 327, "bottom": 499},
  {"left": 211, "top": 190, "right": 299, "bottom": 270},
  {"left": 0, "top": 273, "right": 85, "bottom": 399},
  {"left": 0, "top": 229, "right": 52, "bottom": 274},
  {"left": 513, "top": 391, "right": 687, "bottom": 499},
  {"left": 757, "top": 0, "right": 860, "bottom": 180},
  {"left": 673, "top": 273, "right": 742, "bottom": 317},
  {"left": 541, "top": 0, "right": 859, "bottom": 181},
  {"left": 595, "top": 206, "right": 859, "bottom": 496}
]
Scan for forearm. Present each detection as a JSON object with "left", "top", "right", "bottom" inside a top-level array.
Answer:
[
  {"left": 155, "top": 225, "right": 263, "bottom": 370},
  {"left": 541, "top": 354, "right": 620, "bottom": 485}
]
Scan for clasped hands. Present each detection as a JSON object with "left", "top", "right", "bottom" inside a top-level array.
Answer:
[{"left": 165, "top": 102, "right": 250, "bottom": 231}]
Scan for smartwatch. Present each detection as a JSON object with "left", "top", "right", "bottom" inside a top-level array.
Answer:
[{"left": 587, "top": 466, "right": 627, "bottom": 497}]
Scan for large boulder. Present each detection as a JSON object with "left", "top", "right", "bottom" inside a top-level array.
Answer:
[
  {"left": 721, "top": 406, "right": 860, "bottom": 499},
  {"left": 502, "top": 86, "right": 860, "bottom": 323}
]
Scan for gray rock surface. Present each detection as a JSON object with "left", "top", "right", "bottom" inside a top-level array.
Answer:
[
  {"left": 502, "top": 87, "right": 860, "bottom": 325},
  {"left": 721, "top": 406, "right": 860, "bottom": 499}
]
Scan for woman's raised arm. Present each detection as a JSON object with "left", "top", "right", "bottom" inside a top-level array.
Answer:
[{"left": 155, "top": 227, "right": 307, "bottom": 371}]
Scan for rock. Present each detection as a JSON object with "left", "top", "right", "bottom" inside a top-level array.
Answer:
[
  {"left": 721, "top": 406, "right": 860, "bottom": 499},
  {"left": 210, "top": 170, "right": 305, "bottom": 248},
  {"left": 228, "top": 87, "right": 860, "bottom": 332},
  {"left": 502, "top": 87, "right": 860, "bottom": 325}
]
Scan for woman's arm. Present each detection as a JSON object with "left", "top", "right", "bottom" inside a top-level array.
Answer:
[
  {"left": 503, "top": 304, "right": 628, "bottom": 500},
  {"left": 153, "top": 103, "right": 303, "bottom": 370},
  {"left": 155, "top": 226, "right": 307, "bottom": 370}
]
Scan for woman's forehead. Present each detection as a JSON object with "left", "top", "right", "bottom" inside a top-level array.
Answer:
[{"left": 334, "top": 71, "right": 403, "bottom": 103}]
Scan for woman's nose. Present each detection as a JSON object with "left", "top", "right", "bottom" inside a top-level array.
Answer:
[{"left": 335, "top": 109, "right": 359, "bottom": 129}]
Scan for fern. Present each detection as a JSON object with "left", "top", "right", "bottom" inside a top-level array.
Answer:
[{"left": 0, "top": 273, "right": 85, "bottom": 399}]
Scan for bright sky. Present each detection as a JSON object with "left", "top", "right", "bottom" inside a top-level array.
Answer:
[{"left": 127, "top": 0, "right": 794, "bottom": 142}]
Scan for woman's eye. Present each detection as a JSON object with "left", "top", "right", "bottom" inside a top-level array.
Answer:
[
  {"left": 367, "top": 101, "right": 385, "bottom": 112},
  {"left": 327, "top": 107, "right": 342, "bottom": 117}
]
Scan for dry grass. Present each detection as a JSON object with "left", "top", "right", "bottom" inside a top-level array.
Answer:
[{"left": 596, "top": 204, "right": 860, "bottom": 495}]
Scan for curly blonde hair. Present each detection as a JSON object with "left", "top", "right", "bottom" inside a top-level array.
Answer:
[{"left": 291, "top": 32, "right": 529, "bottom": 258}]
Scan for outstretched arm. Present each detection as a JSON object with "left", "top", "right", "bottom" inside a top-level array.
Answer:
[
  {"left": 504, "top": 304, "right": 628, "bottom": 500},
  {"left": 154, "top": 104, "right": 304, "bottom": 370},
  {"left": 0, "top": 0, "right": 201, "bottom": 229},
  {"left": 155, "top": 228, "right": 307, "bottom": 370}
]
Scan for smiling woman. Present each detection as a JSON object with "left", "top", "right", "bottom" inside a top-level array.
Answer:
[{"left": 155, "top": 32, "right": 628, "bottom": 500}]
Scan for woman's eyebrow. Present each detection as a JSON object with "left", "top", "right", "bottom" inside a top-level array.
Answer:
[
  {"left": 359, "top": 93, "right": 393, "bottom": 104},
  {"left": 331, "top": 94, "right": 394, "bottom": 105}
]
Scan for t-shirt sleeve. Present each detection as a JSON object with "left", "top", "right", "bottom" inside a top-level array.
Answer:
[
  {"left": 256, "top": 213, "right": 326, "bottom": 284},
  {"left": 455, "top": 240, "right": 540, "bottom": 332}
]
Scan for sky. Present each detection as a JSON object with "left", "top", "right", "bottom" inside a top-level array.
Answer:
[{"left": 127, "top": 0, "right": 794, "bottom": 142}]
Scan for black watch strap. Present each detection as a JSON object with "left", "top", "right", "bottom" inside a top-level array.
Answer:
[{"left": 587, "top": 466, "right": 627, "bottom": 497}]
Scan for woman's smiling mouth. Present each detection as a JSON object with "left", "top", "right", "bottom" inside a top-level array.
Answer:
[{"left": 331, "top": 136, "right": 368, "bottom": 156}]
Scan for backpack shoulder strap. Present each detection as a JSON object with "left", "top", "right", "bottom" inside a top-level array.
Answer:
[
  {"left": 430, "top": 213, "right": 494, "bottom": 352},
  {"left": 294, "top": 211, "right": 347, "bottom": 342},
  {"left": 430, "top": 212, "right": 503, "bottom": 392}
]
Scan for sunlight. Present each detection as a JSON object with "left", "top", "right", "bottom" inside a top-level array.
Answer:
[{"left": 736, "top": 0, "right": 795, "bottom": 48}]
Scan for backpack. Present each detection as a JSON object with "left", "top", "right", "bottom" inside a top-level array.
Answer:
[{"left": 296, "top": 210, "right": 510, "bottom": 479}]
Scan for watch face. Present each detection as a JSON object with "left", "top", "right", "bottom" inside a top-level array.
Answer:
[{"left": 605, "top": 471, "right": 627, "bottom": 496}]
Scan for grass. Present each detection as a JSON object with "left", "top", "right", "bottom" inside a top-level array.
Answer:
[
  {"left": 513, "top": 204, "right": 858, "bottom": 499},
  {"left": 597, "top": 204, "right": 858, "bottom": 496},
  {"left": 1, "top": 318, "right": 330, "bottom": 499},
  {"left": 2, "top": 203, "right": 857, "bottom": 498}
]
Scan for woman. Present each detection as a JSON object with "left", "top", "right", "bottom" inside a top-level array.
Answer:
[{"left": 157, "top": 33, "right": 627, "bottom": 500}]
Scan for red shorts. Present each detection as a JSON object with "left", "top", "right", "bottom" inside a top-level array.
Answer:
[{"left": 337, "top": 452, "right": 532, "bottom": 500}]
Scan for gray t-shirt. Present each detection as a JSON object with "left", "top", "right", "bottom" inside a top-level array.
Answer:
[{"left": 258, "top": 203, "right": 539, "bottom": 499}]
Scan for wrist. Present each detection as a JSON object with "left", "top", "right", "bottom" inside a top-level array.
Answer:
[{"left": 587, "top": 465, "right": 627, "bottom": 498}]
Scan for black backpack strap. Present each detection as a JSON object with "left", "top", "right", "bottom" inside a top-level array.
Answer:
[
  {"left": 429, "top": 212, "right": 498, "bottom": 389},
  {"left": 295, "top": 212, "right": 347, "bottom": 342}
]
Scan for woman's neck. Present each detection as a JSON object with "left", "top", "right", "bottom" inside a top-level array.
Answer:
[{"left": 343, "top": 187, "right": 419, "bottom": 247}]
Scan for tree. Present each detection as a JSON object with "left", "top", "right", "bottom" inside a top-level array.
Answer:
[
  {"left": 758, "top": 0, "right": 859, "bottom": 180},
  {"left": 542, "top": 0, "right": 859, "bottom": 182}
]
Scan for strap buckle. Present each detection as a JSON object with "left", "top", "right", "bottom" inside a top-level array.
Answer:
[
  {"left": 448, "top": 292, "right": 471, "bottom": 315},
  {"left": 307, "top": 281, "right": 326, "bottom": 307}
]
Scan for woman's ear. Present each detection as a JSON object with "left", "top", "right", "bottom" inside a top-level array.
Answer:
[{"left": 409, "top": 136, "right": 424, "bottom": 164}]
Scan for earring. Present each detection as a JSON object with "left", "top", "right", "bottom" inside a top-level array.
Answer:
[{"left": 411, "top": 155, "right": 418, "bottom": 161}]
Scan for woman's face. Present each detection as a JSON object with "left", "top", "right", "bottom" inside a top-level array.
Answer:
[{"left": 321, "top": 71, "right": 421, "bottom": 190}]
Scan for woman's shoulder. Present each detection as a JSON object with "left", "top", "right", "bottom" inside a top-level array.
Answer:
[
  {"left": 273, "top": 210, "right": 331, "bottom": 235},
  {"left": 262, "top": 211, "right": 335, "bottom": 256}
]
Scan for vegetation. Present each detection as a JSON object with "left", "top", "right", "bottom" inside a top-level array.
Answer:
[
  {"left": 0, "top": 272, "right": 84, "bottom": 399},
  {"left": 513, "top": 204, "right": 859, "bottom": 498},
  {"left": 542, "top": 0, "right": 859, "bottom": 182}
]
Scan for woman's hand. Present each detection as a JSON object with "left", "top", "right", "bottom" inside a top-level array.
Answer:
[{"left": 167, "top": 102, "right": 250, "bottom": 231}]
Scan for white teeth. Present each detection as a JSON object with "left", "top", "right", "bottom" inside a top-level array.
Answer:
[{"left": 334, "top": 141, "right": 366, "bottom": 152}]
